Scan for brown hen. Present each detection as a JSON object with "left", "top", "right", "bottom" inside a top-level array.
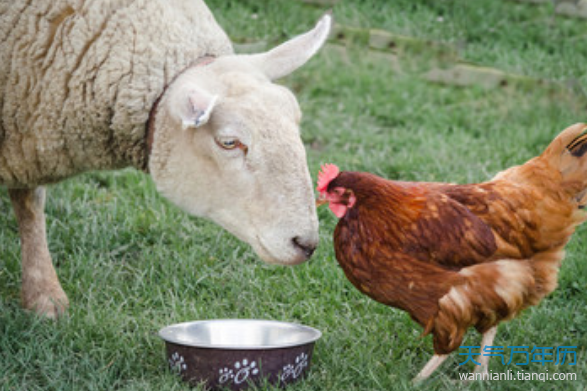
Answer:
[{"left": 317, "top": 123, "right": 587, "bottom": 380}]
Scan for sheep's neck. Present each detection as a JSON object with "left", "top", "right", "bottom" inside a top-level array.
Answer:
[{"left": 143, "top": 56, "right": 216, "bottom": 173}]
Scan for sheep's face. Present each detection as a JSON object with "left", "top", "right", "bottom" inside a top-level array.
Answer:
[{"left": 149, "top": 15, "right": 331, "bottom": 265}]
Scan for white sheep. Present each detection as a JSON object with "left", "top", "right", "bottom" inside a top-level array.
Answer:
[{"left": 0, "top": 0, "right": 332, "bottom": 318}]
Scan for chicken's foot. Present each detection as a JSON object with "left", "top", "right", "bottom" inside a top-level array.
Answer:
[
  {"left": 473, "top": 326, "right": 498, "bottom": 378},
  {"left": 413, "top": 354, "right": 448, "bottom": 383}
]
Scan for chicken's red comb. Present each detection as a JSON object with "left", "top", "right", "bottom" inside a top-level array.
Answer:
[{"left": 316, "top": 163, "right": 340, "bottom": 192}]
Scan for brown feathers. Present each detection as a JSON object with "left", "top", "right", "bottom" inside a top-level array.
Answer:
[
  {"left": 328, "top": 123, "right": 587, "bottom": 356},
  {"left": 567, "top": 129, "right": 587, "bottom": 157}
]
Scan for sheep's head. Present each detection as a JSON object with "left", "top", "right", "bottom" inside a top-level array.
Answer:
[{"left": 149, "top": 14, "right": 332, "bottom": 265}]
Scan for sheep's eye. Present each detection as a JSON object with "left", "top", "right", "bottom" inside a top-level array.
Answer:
[
  {"left": 215, "top": 137, "right": 248, "bottom": 155},
  {"left": 216, "top": 138, "right": 239, "bottom": 150}
]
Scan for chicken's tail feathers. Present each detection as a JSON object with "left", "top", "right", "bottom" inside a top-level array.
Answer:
[
  {"left": 567, "top": 130, "right": 587, "bottom": 158},
  {"left": 542, "top": 123, "right": 587, "bottom": 158},
  {"left": 542, "top": 123, "right": 587, "bottom": 207}
]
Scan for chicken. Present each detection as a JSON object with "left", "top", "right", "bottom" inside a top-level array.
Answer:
[{"left": 316, "top": 123, "right": 587, "bottom": 381}]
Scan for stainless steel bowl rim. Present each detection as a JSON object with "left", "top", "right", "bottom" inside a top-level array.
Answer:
[{"left": 158, "top": 319, "right": 322, "bottom": 350}]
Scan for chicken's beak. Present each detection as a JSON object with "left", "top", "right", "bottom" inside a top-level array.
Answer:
[{"left": 316, "top": 194, "right": 328, "bottom": 207}]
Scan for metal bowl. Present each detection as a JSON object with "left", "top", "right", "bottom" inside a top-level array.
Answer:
[{"left": 159, "top": 319, "right": 322, "bottom": 390}]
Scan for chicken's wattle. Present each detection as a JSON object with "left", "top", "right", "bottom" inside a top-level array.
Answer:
[{"left": 329, "top": 202, "right": 348, "bottom": 218}]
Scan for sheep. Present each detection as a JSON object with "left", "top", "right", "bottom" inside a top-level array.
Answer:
[{"left": 0, "top": 0, "right": 332, "bottom": 318}]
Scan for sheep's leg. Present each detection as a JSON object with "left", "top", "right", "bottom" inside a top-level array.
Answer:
[
  {"left": 473, "top": 326, "right": 497, "bottom": 377},
  {"left": 413, "top": 354, "right": 448, "bottom": 382},
  {"left": 9, "top": 187, "right": 68, "bottom": 318}
]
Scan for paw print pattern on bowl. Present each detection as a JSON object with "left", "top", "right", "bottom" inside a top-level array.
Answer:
[
  {"left": 280, "top": 352, "right": 309, "bottom": 382},
  {"left": 280, "top": 364, "right": 295, "bottom": 382},
  {"left": 218, "top": 367, "right": 234, "bottom": 384},
  {"left": 168, "top": 352, "right": 187, "bottom": 374},
  {"left": 218, "top": 359, "right": 260, "bottom": 385}
]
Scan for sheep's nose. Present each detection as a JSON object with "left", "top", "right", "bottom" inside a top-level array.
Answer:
[{"left": 292, "top": 236, "right": 318, "bottom": 259}]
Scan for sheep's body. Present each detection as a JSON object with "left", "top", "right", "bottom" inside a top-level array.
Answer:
[
  {"left": 0, "top": 0, "right": 331, "bottom": 319},
  {"left": 0, "top": 0, "right": 232, "bottom": 186}
]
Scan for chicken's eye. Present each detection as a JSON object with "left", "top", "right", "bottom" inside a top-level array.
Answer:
[{"left": 333, "top": 187, "right": 346, "bottom": 196}]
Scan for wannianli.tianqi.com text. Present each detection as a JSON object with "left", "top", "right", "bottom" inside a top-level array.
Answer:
[{"left": 459, "top": 371, "right": 577, "bottom": 382}]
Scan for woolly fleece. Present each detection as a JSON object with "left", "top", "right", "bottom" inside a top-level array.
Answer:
[{"left": 0, "top": 0, "right": 232, "bottom": 186}]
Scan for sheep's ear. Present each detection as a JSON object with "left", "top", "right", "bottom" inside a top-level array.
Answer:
[
  {"left": 247, "top": 12, "right": 332, "bottom": 81},
  {"left": 180, "top": 88, "right": 218, "bottom": 129}
]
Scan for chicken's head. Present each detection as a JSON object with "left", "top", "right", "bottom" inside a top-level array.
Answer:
[{"left": 316, "top": 163, "right": 356, "bottom": 218}]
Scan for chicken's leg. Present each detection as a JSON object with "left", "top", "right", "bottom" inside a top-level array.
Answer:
[
  {"left": 413, "top": 354, "right": 448, "bottom": 382},
  {"left": 473, "top": 326, "right": 497, "bottom": 377}
]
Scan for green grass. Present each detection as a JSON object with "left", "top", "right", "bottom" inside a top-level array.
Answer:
[{"left": 1, "top": 1, "right": 587, "bottom": 390}]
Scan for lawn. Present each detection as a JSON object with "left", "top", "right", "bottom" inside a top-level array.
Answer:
[{"left": 1, "top": 1, "right": 586, "bottom": 390}]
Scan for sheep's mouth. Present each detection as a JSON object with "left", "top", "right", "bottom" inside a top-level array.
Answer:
[
  {"left": 254, "top": 235, "right": 307, "bottom": 266},
  {"left": 254, "top": 235, "right": 281, "bottom": 264}
]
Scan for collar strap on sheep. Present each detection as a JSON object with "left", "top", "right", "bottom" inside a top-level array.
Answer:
[{"left": 143, "top": 55, "right": 216, "bottom": 173}]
